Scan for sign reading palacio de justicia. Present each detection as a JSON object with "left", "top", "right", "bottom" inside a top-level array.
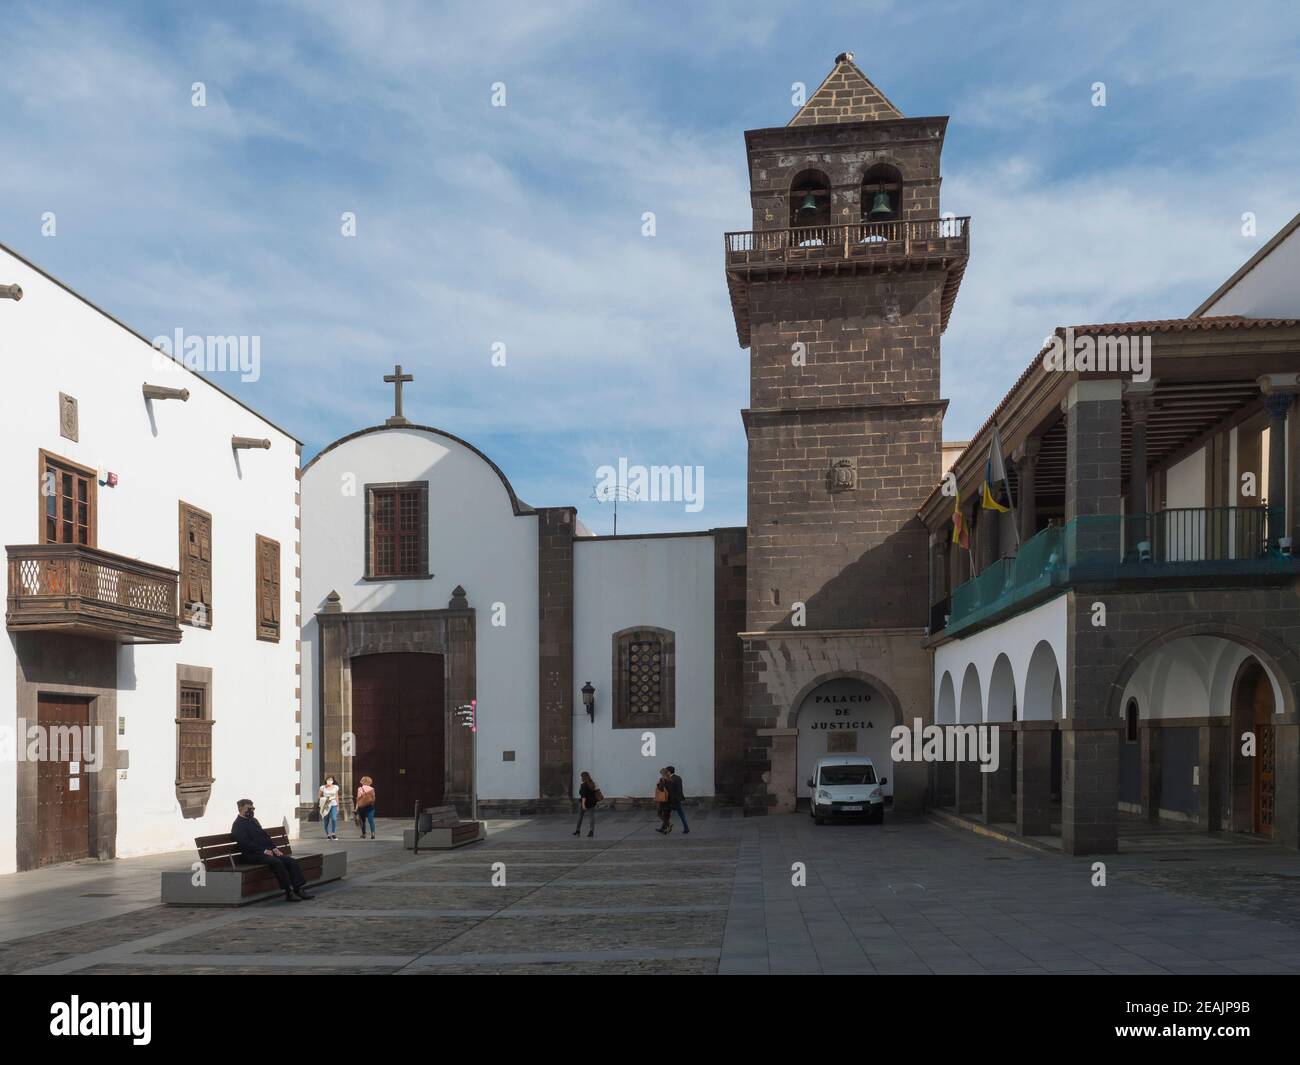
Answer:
[{"left": 807, "top": 691, "right": 874, "bottom": 729}]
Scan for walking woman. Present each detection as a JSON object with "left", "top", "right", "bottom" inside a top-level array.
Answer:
[
  {"left": 654, "top": 768, "right": 673, "bottom": 834},
  {"left": 317, "top": 774, "right": 340, "bottom": 839},
  {"left": 355, "top": 776, "right": 377, "bottom": 839},
  {"left": 574, "top": 771, "right": 601, "bottom": 837}
]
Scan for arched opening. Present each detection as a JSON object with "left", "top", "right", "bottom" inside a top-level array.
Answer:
[
  {"left": 958, "top": 662, "right": 982, "bottom": 724},
  {"left": 936, "top": 671, "right": 956, "bottom": 725},
  {"left": 1023, "top": 641, "right": 1060, "bottom": 722},
  {"left": 988, "top": 654, "right": 1016, "bottom": 723},
  {"left": 789, "top": 168, "right": 831, "bottom": 230},
  {"left": 861, "top": 163, "right": 902, "bottom": 224},
  {"left": 1022, "top": 640, "right": 1063, "bottom": 831},
  {"left": 1232, "top": 659, "right": 1276, "bottom": 838},
  {"left": 1115, "top": 633, "right": 1288, "bottom": 839},
  {"left": 795, "top": 676, "right": 897, "bottom": 808},
  {"left": 934, "top": 671, "right": 957, "bottom": 809}
]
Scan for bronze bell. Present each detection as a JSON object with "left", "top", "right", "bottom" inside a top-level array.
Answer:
[
  {"left": 798, "top": 192, "right": 818, "bottom": 214},
  {"left": 867, "top": 189, "right": 893, "bottom": 218}
]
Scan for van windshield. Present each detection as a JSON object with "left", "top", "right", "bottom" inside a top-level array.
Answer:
[{"left": 819, "top": 765, "right": 876, "bottom": 786}]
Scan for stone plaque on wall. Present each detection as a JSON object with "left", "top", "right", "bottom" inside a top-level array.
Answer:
[
  {"left": 59, "top": 392, "right": 78, "bottom": 442},
  {"left": 827, "top": 731, "right": 858, "bottom": 754},
  {"left": 827, "top": 457, "right": 856, "bottom": 493}
]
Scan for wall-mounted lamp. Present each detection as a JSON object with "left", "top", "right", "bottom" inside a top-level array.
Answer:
[
  {"left": 581, "top": 681, "right": 595, "bottom": 722},
  {"left": 0, "top": 284, "right": 22, "bottom": 301}
]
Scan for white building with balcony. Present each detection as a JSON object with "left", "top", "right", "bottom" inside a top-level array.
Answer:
[{"left": 0, "top": 242, "right": 300, "bottom": 872}]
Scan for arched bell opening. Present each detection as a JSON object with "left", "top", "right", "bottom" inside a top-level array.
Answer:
[
  {"left": 861, "top": 163, "right": 902, "bottom": 224},
  {"left": 789, "top": 168, "right": 831, "bottom": 229}
]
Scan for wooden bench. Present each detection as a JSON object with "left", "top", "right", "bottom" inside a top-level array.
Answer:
[
  {"left": 403, "top": 804, "right": 486, "bottom": 850},
  {"left": 162, "top": 825, "right": 347, "bottom": 906}
]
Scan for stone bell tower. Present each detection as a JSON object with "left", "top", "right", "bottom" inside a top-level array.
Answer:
[{"left": 723, "top": 52, "right": 969, "bottom": 814}]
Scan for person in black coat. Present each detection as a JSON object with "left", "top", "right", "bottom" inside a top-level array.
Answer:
[
  {"left": 231, "top": 799, "right": 313, "bottom": 902},
  {"left": 574, "top": 771, "right": 599, "bottom": 837},
  {"left": 667, "top": 766, "right": 690, "bottom": 834}
]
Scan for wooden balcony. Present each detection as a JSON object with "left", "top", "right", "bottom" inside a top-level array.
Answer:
[
  {"left": 6, "top": 544, "right": 181, "bottom": 644},
  {"left": 724, "top": 217, "right": 970, "bottom": 346}
]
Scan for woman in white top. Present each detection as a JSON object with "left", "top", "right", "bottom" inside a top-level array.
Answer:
[{"left": 318, "top": 775, "right": 341, "bottom": 839}]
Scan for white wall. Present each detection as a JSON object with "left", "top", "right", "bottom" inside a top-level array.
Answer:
[
  {"left": 1165, "top": 448, "right": 1206, "bottom": 509},
  {"left": 1201, "top": 224, "right": 1300, "bottom": 319},
  {"left": 572, "top": 535, "right": 715, "bottom": 800},
  {"left": 0, "top": 245, "right": 300, "bottom": 871},
  {"left": 300, "top": 427, "right": 539, "bottom": 800}
]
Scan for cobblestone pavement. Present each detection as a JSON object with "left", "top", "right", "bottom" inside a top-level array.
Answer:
[{"left": 4, "top": 808, "right": 1300, "bottom": 974}]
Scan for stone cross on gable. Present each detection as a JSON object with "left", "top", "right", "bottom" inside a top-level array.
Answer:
[{"left": 384, "top": 364, "right": 413, "bottom": 426}]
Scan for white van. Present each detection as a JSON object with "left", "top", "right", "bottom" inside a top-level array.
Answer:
[{"left": 807, "top": 755, "right": 886, "bottom": 825}]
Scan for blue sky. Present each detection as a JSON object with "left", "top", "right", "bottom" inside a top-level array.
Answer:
[{"left": 3, "top": 0, "right": 1298, "bottom": 533}]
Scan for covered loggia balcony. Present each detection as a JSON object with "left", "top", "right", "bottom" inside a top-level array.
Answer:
[
  {"left": 943, "top": 505, "right": 1286, "bottom": 636},
  {"left": 924, "top": 318, "right": 1300, "bottom": 642}
]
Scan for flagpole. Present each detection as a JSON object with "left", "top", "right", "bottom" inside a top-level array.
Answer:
[{"left": 991, "top": 422, "right": 1022, "bottom": 547}]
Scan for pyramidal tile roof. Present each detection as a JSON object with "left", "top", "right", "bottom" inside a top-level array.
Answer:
[{"left": 789, "top": 52, "right": 903, "bottom": 126}]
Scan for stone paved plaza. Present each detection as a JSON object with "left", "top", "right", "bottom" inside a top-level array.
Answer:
[{"left": 3, "top": 810, "right": 1300, "bottom": 975}]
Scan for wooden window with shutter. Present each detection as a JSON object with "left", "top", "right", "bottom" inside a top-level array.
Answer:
[
  {"left": 39, "top": 450, "right": 97, "bottom": 546},
  {"left": 175, "top": 665, "right": 214, "bottom": 818},
  {"left": 178, "top": 502, "right": 213, "bottom": 628},
  {"left": 255, "top": 535, "right": 281, "bottom": 642}
]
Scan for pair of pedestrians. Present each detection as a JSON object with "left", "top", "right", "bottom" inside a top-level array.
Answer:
[{"left": 655, "top": 766, "right": 689, "bottom": 835}]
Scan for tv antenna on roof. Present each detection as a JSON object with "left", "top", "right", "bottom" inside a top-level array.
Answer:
[{"left": 591, "top": 481, "right": 638, "bottom": 536}]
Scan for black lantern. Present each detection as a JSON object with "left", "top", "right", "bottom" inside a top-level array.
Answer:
[{"left": 581, "top": 681, "right": 595, "bottom": 721}]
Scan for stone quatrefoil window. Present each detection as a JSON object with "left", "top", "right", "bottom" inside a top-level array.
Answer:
[{"left": 613, "top": 626, "right": 675, "bottom": 729}]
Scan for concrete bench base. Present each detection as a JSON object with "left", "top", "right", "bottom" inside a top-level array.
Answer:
[
  {"left": 162, "top": 850, "right": 347, "bottom": 906},
  {"left": 403, "top": 822, "right": 486, "bottom": 849}
]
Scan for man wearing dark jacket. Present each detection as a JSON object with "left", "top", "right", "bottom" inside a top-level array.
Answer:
[
  {"left": 232, "top": 799, "right": 313, "bottom": 901},
  {"left": 666, "top": 766, "right": 690, "bottom": 834}
]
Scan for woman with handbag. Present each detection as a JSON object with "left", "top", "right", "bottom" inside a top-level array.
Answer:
[
  {"left": 654, "top": 768, "right": 673, "bottom": 834},
  {"left": 317, "top": 774, "right": 340, "bottom": 839},
  {"left": 574, "top": 771, "right": 601, "bottom": 838},
  {"left": 355, "top": 776, "right": 377, "bottom": 839}
]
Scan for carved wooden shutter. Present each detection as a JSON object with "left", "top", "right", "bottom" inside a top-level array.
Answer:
[
  {"left": 180, "top": 503, "right": 213, "bottom": 626},
  {"left": 256, "top": 535, "right": 280, "bottom": 641}
]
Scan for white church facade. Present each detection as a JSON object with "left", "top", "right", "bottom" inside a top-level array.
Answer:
[{"left": 299, "top": 416, "right": 727, "bottom": 813}]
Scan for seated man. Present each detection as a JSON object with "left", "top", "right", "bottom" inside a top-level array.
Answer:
[{"left": 231, "top": 799, "right": 314, "bottom": 902}]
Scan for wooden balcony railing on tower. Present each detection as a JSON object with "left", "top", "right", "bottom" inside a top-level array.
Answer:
[
  {"left": 6, "top": 543, "right": 181, "bottom": 643},
  {"left": 724, "top": 216, "right": 970, "bottom": 267}
]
